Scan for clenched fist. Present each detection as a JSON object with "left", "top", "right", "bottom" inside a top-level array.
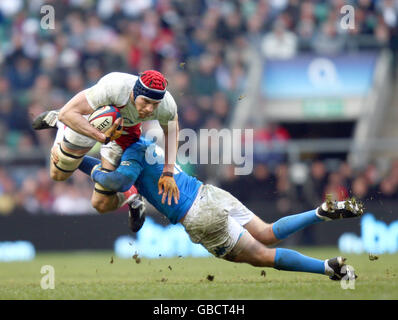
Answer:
[{"left": 158, "top": 172, "right": 180, "bottom": 205}]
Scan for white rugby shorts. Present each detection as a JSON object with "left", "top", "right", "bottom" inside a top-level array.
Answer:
[
  {"left": 182, "top": 184, "right": 254, "bottom": 258},
  {"left": 55, "top": 122, "right": 124, "bottom": 167}
]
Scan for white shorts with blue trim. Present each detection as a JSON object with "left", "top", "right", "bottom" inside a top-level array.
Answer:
[{"left": 181, "top": 184, "right": 254, "bottom": 258}]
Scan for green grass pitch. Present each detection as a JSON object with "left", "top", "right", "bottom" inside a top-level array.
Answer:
[{"left": 0, "top": 247, "right": 397, "bottom": 300}]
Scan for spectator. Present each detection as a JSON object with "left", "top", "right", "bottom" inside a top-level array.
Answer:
[
  {"left": 52, "top": 184, "right": 96, "bottom": 215},
  {"left": 338, "top": 161, "right": 354, "bottom": 191},
  {"left": 7, "top": 55, "right": 39, "bottom": 90},
  {"left": 377, "top": 177, "right": 398, "bottom": 200},
  {"left": 303, "top": 160, "right": 328, "bottom": 207},
  {"left": 379, "top": 0, "right": 398, "bottom": 29},
  {"left": 363, "top": 163, "right": 381, "bottom": 199},
  {"left": 323, "top": 172, "right": 349, "bottom": 201},
  {"left": 275, "top": 170, "right": 298, "bottom": 216},
  {"left": 0, "top": 169, "right": 17, "bottom": 216},
  {"left": 246, "top": 163, "right": 276, "bottom": 202},
  {"left": 253, "top": 124, "right": 290, "bottom": 167},
  {"left": 0, "top": 0, "right": 396, "bottom": 216},
  {"left": 351, "top": 176, "right": 370, "bottom": 201},
  {"left": 246, "top": 13, "right": 266, "bottom": 48},
  {"left": 311, "top": 20, "right": 346, "bottom": 55},
  {"left": 190, "top": 53, "right": 218, "bottom": 96},
  {"left": 17, "top": 177, "right": 41, "bottom": 214},
  {"left": 261, "top": 18, "right": 298, "bottom": 59},
  {"left": 219, "top": 164, "right": 249, "bottom": 203},
  {"left": 179, "top": 104, "right": 204, "bottom": 131}
]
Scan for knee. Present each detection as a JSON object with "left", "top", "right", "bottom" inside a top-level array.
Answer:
[
  {"left": 245, "top": 217, "right": 277, "bottom": 246},
  {"left": 50, "top": 169, "right": 70, "bottom": 181},
  {"left": 241, "top": 245, "right": 274, "bottom": 268},
  {"left": 225, "top": 234, "right": 275, "bottom": 268},
  {"left": 246, "top": 246, "right": 274, "bottom": 267},
  {"left": 91, "top": 197, "right": 110, "bottom": 214}
]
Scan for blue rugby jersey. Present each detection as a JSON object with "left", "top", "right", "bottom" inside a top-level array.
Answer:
[{"left": 92, "top": 138, "right": 202, "bottom": 224}]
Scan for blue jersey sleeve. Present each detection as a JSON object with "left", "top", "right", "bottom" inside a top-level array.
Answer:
[
  {"left": 92, "top": 160, "right": 143, "bottom": 192},
  {"left": 91, "top": 139, "right": 150, "bottom": 192}
]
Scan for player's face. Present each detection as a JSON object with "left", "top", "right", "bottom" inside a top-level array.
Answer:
[{"left": 134, "top": 96, "right": 161, "bottom": 118}]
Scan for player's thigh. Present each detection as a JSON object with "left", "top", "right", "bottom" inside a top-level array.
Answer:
[
  {"left": 49, "top": 142, "right": 91, "bottom": 181},
  {"left": 224, "top": 191, "right": 277, "bottom": 245},
  {"left": 226, "top": 231, "right": 276, "bottom": 267},
  {"left": 244, "top": 215, "right": 278, "bottom": 245}
]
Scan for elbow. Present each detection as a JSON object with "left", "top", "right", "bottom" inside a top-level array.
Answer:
[{"left": 58, "top": 108, "right": 67, "bottom": 123}]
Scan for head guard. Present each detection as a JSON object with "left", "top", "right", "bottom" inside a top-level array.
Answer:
[{"left": 133, "top": 70, "right": 167, "bottom": 101}]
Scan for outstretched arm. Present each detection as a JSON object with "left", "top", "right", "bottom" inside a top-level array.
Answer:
[
  {"left": 159, "top": 114, "right": 180, "bottom": 205},
  {"left": 78, "top": 156, "right": 141, "bottom": 192},
  {"left": 92, "top": 168, "right": 134, "bottom": 192},
  {"left": 160, "top": 113, "right": 179, "bottom": 174}
]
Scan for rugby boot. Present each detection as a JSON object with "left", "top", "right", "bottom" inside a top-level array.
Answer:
[
  {"left": 32, "top": 109, "right": 59, "bottom": 130},
  {"left": 324, "top": 256, "right": 357, "bottom": 281},
  {"left": 316, "top": 196, "right": 364, "bottom": 221},
  {"left": 128, "top": 194, "right": 146, "bottom": 233}
]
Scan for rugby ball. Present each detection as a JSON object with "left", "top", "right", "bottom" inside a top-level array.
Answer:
[{"left": 88, "top": 106, "right": 121, "bottom": 133}]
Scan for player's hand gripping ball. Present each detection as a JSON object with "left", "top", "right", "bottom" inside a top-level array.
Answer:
[
  {"left": 103, "top": 118, "right": 123, "bottom": 143},
  {"left": 88, "top": 106, "right": 123, "bottom": 143}
]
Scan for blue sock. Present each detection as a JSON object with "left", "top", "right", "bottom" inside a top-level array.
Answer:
[
  {"left": 272, "top": 209, "right": 322, "bottom": 240},
  {"left": 78, "top": 156, "right": 101, "bottom": 176},
  {"left": 274, "top": 248, "right": 325, "bottom": 274}
]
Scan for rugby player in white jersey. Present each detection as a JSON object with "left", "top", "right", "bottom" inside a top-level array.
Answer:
[{"left": 32, "top": 70, "right": 179, "bottom": 228}]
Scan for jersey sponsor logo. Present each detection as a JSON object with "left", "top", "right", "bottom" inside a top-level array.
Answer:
[{"left": 120, "top": 161, "right": 131, "bottom": 166}]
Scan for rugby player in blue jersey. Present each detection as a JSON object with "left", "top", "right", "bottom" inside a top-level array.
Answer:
[{"left": 75, "top": 137, "right": 363, "bottom": 281}]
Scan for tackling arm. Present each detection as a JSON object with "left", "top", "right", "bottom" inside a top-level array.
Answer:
[
  {"left": 158, "top": 114, "right": 180, "bottom": 205},
  {"left": 160, "top": 113, "right": 179, "bottom": 174},
  {"left": 91, "top": 161, "right": 142, "bottom": 192}
]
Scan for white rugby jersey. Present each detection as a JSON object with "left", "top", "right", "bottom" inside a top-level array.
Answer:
[{"left": 84, "top": 72, "right": 177, "bottom": 127}]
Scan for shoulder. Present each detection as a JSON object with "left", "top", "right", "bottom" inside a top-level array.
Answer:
[
  {"left": 99, "top": 72, "right": 137, "bottom": 89},
  {"left": 157, "top": 91, "right": 177, "bottom": 124},
  {"left": 94, "top": 72, "right": 137, "bottom": 106}
]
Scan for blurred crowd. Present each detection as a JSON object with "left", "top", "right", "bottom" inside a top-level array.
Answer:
[
  {"left": 259, "top": 0, "right": 398, "bottom": 59},
  {"left": 1, "top": 0, "right": 397, "bottom": 215},
  {"left": 220, "top": 159, "right": 398, "bottom": 217},
  {"left": 2, "top": 156, "right": 398, "bottom": 216}
]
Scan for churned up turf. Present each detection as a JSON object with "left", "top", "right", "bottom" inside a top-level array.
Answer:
[{"left": 0, "top": 247, "right": 397, "bottom": 300}]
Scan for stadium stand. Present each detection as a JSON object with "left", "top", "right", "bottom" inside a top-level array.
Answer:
[{"left": 1, "top": 0, "right": 398, "bottom": 219}]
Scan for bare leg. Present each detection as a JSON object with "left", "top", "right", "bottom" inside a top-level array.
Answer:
[
  {"left": 243, "top": 215, "right": 280, "bottom": 246},
  {"left": 225, "top": 231, "right": 327, "bottom": 276},
  {"left": 225, "top": 231, "right": 276, "bottom": 267}
]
